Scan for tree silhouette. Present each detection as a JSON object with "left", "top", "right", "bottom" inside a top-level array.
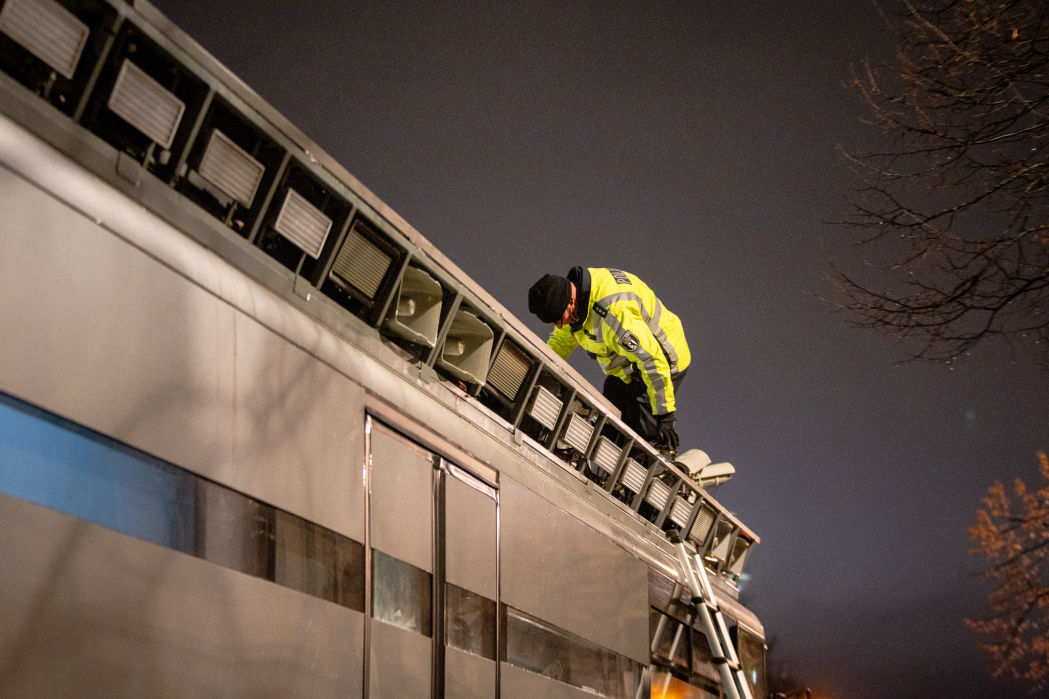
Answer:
[
  {"left": 832, "top": 0, "right": 1049, "bottom": 364},
  {"left": 967, "top": 451, "right": 1049, "bottom": 689}
]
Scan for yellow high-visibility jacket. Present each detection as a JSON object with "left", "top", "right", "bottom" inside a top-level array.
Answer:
[{"left": 547, "top": 267, "right": 690, "bottom": 415}]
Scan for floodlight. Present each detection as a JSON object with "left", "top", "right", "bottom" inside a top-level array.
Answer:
[
  {"left": 330, "top": 222, "right": 393, "bottom": 299},
  {"left": 274, "top": 188, "right": 332, "bottom": 259},
  {"left": 562, "top": 413, "right": 593, "bottom": 453},
  {"left": 487, "top": 340, "right": 530, "bottom": 401},
  {"left": 527, "top": 385, "right": 561, "bottom": 431},
  {"left": 591, "top": 436, "right": 620, "bottom": 474},
  {"left": 0, "top": 0, "right": 89, "bottom": 79},
  {"left": 108, "top": 59, "right": 184, "bottom": 149},
  {"left": 197, "top": 129, "right": 265, "bottom": 208}
]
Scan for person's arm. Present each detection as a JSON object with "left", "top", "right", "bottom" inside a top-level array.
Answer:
[{"left": 547, "top": 325, "right": 578, "bottom": 359}]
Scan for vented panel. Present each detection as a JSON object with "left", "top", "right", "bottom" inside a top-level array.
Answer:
[
  {"left": 620, "top": 458, "right": 645, "bottom": 493},
  {"left": 528, "top": 386, "right": 561, "bottom": 430},
  {"left": 690, "top": 504, "right": 716, "bottom": 544},
  {"left": 0, "top": 0, "right": 88, "bottom": 79},
  {"left": 591, "top": 436, "right": 620, "bottom": 474},
  {"left": 563, "top": 413, "right": 593, "bottom": 453},
  {"left": 668, "top": 497, "right": 692, "bottom": 528},
  {"left": 644, "top": 478, "right": 671, "bottom": 510},
  {"left": 107, "top": 59, "right": 184, "bottom": 149},
  {"left": 331, "top": 223, "right": 392, "bottom": 299},
  {"left": 198, "top": 129, "right": 264, "bottom": 207},
  {"left": 274, "top": 188, "right": 332, "bottom": 259},
  {"left": 487, "top": 341, "right": 530, "bottom": 400}
]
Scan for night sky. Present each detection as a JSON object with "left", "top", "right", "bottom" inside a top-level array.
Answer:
[{"left": 150, "top": 1, "right": 1048, "bottom": 697}]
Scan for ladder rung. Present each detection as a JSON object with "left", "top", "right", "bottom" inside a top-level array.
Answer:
[{"left": 712, "top": 657, "right": 741, "bottom": 671}]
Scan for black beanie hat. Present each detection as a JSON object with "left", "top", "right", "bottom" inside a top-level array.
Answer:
[{"left": 528, "top": 274, "right": 572, "bottom": 324}]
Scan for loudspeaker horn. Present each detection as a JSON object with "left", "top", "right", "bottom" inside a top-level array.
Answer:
[
  {"left": 383, "top": 265, "right": 443, "bottom": 348},
  {"left": 437, "top": 309, "right": 494, "bottom": 385}
]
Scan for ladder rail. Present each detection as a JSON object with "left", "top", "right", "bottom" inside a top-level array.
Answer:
[{"left": 671, "top": 535, "right": 754, "bottom": 699}]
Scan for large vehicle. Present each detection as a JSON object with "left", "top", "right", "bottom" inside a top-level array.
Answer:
[{"left": 0, "top": 1, "right": 766, "bottom": 697}]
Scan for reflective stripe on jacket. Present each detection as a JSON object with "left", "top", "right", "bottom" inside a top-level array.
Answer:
[{"left": 547, "top": 267, "right": 690, "bottom": 415}]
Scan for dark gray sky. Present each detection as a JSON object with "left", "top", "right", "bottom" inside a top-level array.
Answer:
[{"left": 151, "top": 1, "right": 1047, "bottom": 696}]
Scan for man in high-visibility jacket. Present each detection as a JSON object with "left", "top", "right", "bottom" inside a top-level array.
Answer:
[{"left": 527, "top": 266, "right": 690, "bottom": 453}]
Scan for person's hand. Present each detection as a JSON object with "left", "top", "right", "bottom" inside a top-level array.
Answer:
[{"left": 655, "top": 412, "right": 679, "bottom": 453}]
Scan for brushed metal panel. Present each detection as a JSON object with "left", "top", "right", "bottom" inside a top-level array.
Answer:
[
  {"left": 369, "top": 620, "right": 431, "bottom": 699},
  {"left": 369, "top": 422, "right": 434, "bottom": 573},
  {"left": 0, "top": 168, "right": 366, "bottom": 543},
  {"left": 446, "top": 646, "right": 495, "bottom": 699},
  {"left": 445, "top": 472, "right": 497, "bottom": 600},
  {"left": 501, "top": 663, "right": 603, "bottom": 699},
  {"left": 231, "top": 313, "right": 367, "bottom": 542},
  {"left": 500, "top": 477, "right": 649, "bottom": 664},
  {"left": 0, "top": 493, "right": 364, "bottom": 697}
]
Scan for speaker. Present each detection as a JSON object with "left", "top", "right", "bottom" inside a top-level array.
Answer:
[
  {"left": 436, "top": 309, "right": 494, "bottom": 385},
  {"left": 383, "top": 265, "right": 443, "bottom": 348}
]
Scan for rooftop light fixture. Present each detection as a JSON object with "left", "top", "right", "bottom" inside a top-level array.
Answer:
[
  {"left": 0, "top": 0, "right": 89, "bottom": 80},
  {"left": 591, "top": 436, "right": 621, "bottom": 474},
  {"left": 197, "top": 129, "right": 264, "bottom": 208},
  {"left": 486, "top": 340, "right": 530, "bottom": 401},
  {"left": 107, "top": 59, "right": 184, "bottom": 149},
  {"left": 563, "top": 413, "right": 593, "bottom": 453},
  {"left": 273, "top": 188, "right": 332, "bottom": 259},
  {"left": 527, "top": 385, "right": 561, "bottom": 431},
  {"left": 330, "top": 221, "right": 393, "bottom": 300}
]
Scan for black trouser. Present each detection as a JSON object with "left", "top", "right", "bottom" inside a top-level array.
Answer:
[{"left": 602, "top": 368, "right": 687, "bottom": 444}]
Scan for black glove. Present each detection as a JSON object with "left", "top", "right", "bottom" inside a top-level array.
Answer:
[{"left": 655, "top": 412, "right": 679, "bottom": 453}]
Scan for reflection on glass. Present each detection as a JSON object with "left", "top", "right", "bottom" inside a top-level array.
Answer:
[
  {"left": 0, "top": 393, "right": 365, "bottom": 611},
  {"left": 505, "top": 606, "right": 641, "bottom": 698},
  {"left": 736, "top": 627, "right": 767, "bottom": 699},
  {"left": 372, "top": 549, "right": 432, "bottom": 636},
  {"left": 445, "top": 582, "right": 495, "bottom": 659},
  {"left": 649, "top": 609, "right": 690, "bottom": 671}
]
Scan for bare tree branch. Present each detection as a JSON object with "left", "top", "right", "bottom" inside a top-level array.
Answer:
[{"left": 834, "top": 0, "right": 1049, "bottom": 365}]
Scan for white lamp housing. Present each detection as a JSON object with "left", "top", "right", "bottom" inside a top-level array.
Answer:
[
  {"left": 0, "top": 0, "right": 89, "bottom": 79},
  {"left": 108, "top": 59, "right": 184, "bottom": 149}
]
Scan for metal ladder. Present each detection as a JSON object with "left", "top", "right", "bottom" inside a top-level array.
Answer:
[{"left": 670, "top": 533, "right": 754, "bottom": 699}]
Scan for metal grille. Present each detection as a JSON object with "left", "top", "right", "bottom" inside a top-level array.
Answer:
[
  {"left": 563, "top": 413, "right": 593, "bottom": 453},
  {"left": 107, "top": 59, "right": 184, "bottom": 149},
  {"left": 331, "top": 223, "right": 391, "bottom": 299},
  {"left": 0, "top": 0, "right": 88, "bottom": 79},
  {"left": 528, "top": 386, "right": 561, "bottom": 430},
  {"left": 668, "top": 497, "right": 691, "bottom": 528},
  {"left": 620, "top": 458, "right": 645, "bottom": 493},
  {"left": 591, "top": 436, "right": 620, "bottom": 474},
  {"left": 644, "top": 478, "right": 671, "bottom": 510},
  {"left": 690, "top": 504, "right": 716, "bottom": 544},
  {"left": 198, "top": 129, "right": 264, "bottom": 208},
  {"left": 274, "top": 188, "right": 332, "bottom": 259},
  {"left": 487, "top": 341, "right": 530, "bottom": 401}
]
